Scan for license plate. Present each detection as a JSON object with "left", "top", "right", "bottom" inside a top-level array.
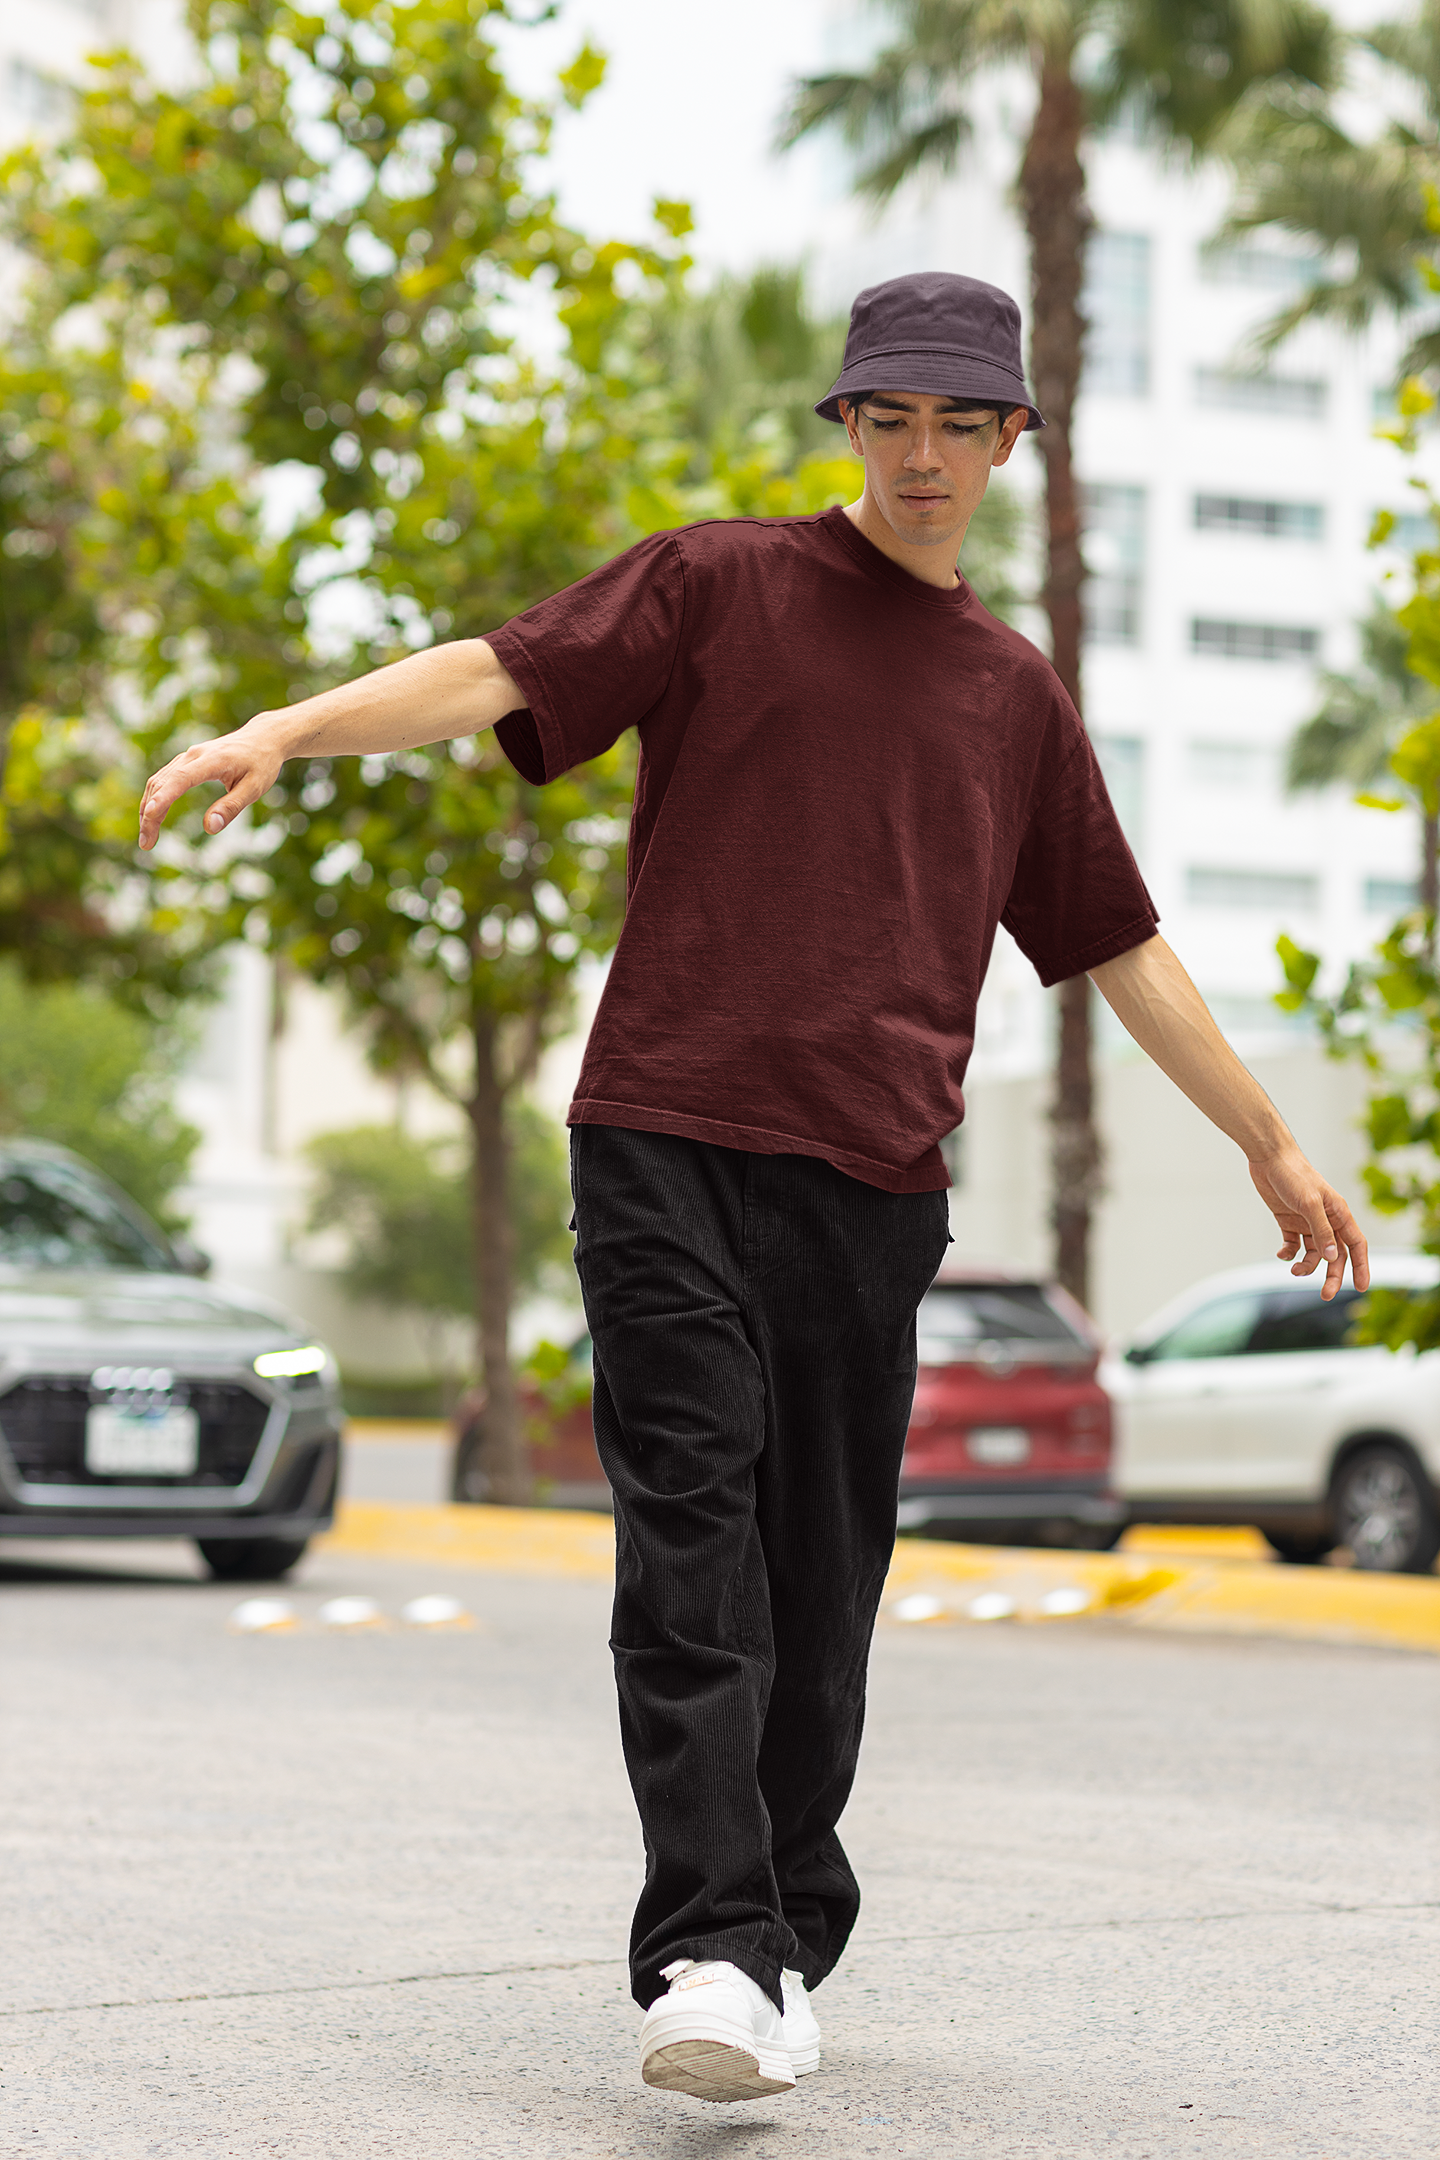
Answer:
[
  {"left": 966, "top": 1426, "right": 1031, "bottom": 1466},
  {"left": 85, "top": 1406, "right": 200, "bottom": 1476}
]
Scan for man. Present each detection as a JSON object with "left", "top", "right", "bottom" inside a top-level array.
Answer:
[{"left": 140, "top": 272, "right": 1367, "bottom": 2106}]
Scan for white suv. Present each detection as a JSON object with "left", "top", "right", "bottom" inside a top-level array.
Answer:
[{"left": 1103, "top": 1254, "right": 1440, "bottom": 1573}]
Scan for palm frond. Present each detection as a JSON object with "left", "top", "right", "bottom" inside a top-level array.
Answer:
[
  {"left": 1286, "top": 600, "right": 1432, "bottom": 793},
  {"left": 1102, "top": 0, "right": 1342, "bottom": 154},
  {"left": 1222, "top": 101, "right": 1433, "bottom": 352},
  {"left": 854, "top": 114, "right": 972, "bottom": 202}
]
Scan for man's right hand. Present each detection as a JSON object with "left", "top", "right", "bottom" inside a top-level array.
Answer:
[{"left": 139, "top": 719, "right": 286, "bottom": 851}]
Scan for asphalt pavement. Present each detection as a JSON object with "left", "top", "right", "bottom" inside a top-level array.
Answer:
[{"left": 2, "top": 1536, "right": 1437, "bottom": 2160}]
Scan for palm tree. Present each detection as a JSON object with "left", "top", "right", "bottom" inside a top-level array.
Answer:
[
  {"left": 1222, "top": 1, "right": 1440, "bottom": 372},
  {"left": 1287, "top": 596, "right": 1439, "bottom": 908},
  {"left": 780, "top": 0, "right": 1338, "bottom": 1310}
]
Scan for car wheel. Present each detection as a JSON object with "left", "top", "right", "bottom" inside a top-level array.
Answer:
[
  {"left": 1263, "top": 1530, "right": 1335, "bottom": 1565},
  {"left": 196, "top": 1536, "right": 310, "bottom": 1582},
  {"left": 1332, "top": 1447, "right": 1440, "bottom": 1575}
]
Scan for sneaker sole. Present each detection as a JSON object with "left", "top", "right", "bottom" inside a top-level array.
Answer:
[
  {"left": 642, "top": 2036, "right": 795, "bottom": 2103},
  {"left": 788, "top": 2038, "right": 821, "bottom": 2076}
]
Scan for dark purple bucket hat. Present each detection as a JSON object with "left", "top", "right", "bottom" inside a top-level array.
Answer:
[{"left": 816, "top": 271, "right": 1045, "bottom": 430}]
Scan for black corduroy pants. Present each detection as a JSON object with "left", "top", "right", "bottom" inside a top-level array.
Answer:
[{"left": 569, "top": 1124, "right": 950, "bottom": 2014}]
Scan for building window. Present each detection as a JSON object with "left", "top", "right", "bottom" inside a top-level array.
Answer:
[
  {"left": 1194, "top": 495, "right": 1324, "bottom": 542},
  {"left": 1194, "top": 369, "right": 1327, "bottom": 419},
  {"left": 1197, "top": 243, "right": 1323, "bottom": 291},
  {"left": 1084, "top": 233, "right": 1150, "bottom": 397},
  {"left": 6, "top": 61, "right": 72, "bottom": 123},
  {"left": 1191, "top": 620, "right": 1320, "bottom": 662},
  {"left": 1188, "top": 868, "right": 1319, "bottom": 911},
  {"left": 1187, "top": 742, "right": 1277, "bottom": 790},
  {"left": 1374, "top": 510, "right": 1434, "bottom": 555},
  {"left": 1093, "top": 735, "right": 1144, "bottom": 851},
  {"left": 1365, "top": 876, "right": 1419, "bottom": 913},
  {"left": 1081, "top": 484, "right": 1145, "bottom": 645}
]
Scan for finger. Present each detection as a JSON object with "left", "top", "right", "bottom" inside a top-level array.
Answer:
[
  {"left": 1325, "top": 1198, "right": 1370, "bottom": 1292},
  {"left": 201, "top": 775, "right": 264, "bottom": 834},
  {"left": 138, "top": 766, "right": 195, "bottom": 850}
]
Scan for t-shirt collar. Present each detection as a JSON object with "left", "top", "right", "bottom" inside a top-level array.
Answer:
[{"left": 821, "top": 503, "right": 975, "bottom": 611}]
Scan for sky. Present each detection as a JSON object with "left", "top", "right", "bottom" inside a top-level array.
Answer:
[{"left": 491, "top": 0, "right": 842, "bottom": 276}]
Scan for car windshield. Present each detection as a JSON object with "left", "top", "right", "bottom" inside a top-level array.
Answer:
[
  {"left": 916, "top": 1284, "right": 1084, "bottom": 1364},
  {"left": 0, "top": 1160, "right": 174, "bottom": 1273}
]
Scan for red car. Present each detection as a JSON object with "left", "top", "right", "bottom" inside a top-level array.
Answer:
[
  {"left": 461, "top": 1264, "right": 1119, "bottom": 1550},
  {"left": 897, "top": 1263, "right": 1122, "bottom": 1547}
]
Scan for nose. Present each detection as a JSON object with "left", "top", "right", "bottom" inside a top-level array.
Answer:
[{"left": 903, "top": 425, "right": 943, "bottom": 473}]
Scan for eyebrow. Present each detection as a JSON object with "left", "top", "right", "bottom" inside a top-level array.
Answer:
[{"left": 861, "top": 395, "right": 991, "bottom": 417}]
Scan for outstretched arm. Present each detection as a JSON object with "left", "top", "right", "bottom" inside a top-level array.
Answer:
[
  {"left": 137, "top": 638, "right": 525, "bottom": 850},
  {"left": 1089, "top": 934, "right": 1369, "bottom": 1300}
]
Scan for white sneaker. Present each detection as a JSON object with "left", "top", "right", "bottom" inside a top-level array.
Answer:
[
  {"left": 781, "top": 1967, "right": 821, "bottom": 2075},
  {"left": 639, "top": 1958, "right": 797, "bottom": 2102}
]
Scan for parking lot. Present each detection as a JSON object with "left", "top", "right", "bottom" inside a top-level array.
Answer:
[{"left": 3, "top": 1530, "right": 1437, "bottom": 2160}]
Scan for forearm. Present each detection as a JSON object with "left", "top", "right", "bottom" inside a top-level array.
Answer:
[
  {"left": 245, "top": 637, "right": 521, "bottom": 759},
  {"left": 139, "top": 637, "right": 525, "bottom": 846},
  {"left": 1088, "top": 934, "right": 1291, "bottom": 1165}
]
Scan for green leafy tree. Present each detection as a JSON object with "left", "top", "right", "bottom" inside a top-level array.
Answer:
[
  {"left": 0, "top": 963, "right": 200, "bottom": 1225},
  {"left": 1286, "top": 594, "right": 1439, "bottom": 909},
  {"left": 304, "top": 1099, "right": 571, "bottom": 1386},
  {"left": 781, "top": 0, "right": 1339, "bottom": 1307},
  {"left": 1, "top": 0, "right": 698, "bottom": 1503},
  {"left": 0, "top": 341, "right": 224, "bottom": 1010},
  {"left": 1278, "top": 378, "right": 1440, "bottom": 1348}
]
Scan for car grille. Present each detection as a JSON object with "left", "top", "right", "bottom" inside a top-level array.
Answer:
[{"left": 0, "top": 1375, "right": 270, "bottom": 1489}]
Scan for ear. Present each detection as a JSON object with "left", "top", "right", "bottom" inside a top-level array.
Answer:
[
  {"left": 839, "top": 399, "right": 865, "bottom": 457},
  {"left": 991, "top": 408, "right": 1028, "bottom": 468}
]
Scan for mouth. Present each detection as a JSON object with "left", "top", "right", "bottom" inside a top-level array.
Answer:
[{"left": 898, "top": 490, "right": 950, "bottom": 507}]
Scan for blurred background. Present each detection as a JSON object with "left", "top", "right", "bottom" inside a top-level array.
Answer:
[{"left": 4, "top": 0, "right": 1439, "bottom": 1427}]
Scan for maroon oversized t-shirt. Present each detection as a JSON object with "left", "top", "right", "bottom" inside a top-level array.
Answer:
[{"left": 486, "top": 505, "right": 1157, "bottom": 1194}]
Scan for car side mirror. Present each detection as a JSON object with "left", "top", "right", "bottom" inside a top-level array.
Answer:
[
  {"left": 1124, "top": 1343, "right": 1152, "bottom": 1366},
  {"left": 170, "top": 1236, "right": 212, "bottom": 1278}
]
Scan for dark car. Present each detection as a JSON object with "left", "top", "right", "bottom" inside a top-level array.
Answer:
[
  {"left": 895, "top": 1264, "right": 1122, "bottom": 1547},
  {"left": 0, "top": 1141, "right": 343, "bottom": 1579}
]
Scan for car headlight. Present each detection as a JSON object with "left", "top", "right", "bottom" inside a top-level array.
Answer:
[{"left": 254, "top": 1345, "right": 329, "bottom": 1380}]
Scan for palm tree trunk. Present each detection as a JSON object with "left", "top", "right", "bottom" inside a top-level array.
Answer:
[
  {"left": 451, "top": 1009, "right": 532, "bottom": 1505},
  {"left": 1018, "top": 55, "right": 1104, "bottom": 1312}
]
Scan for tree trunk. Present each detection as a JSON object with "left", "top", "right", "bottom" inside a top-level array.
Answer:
[
  {"left": 1018, "top": 56, "right": 1104, "bottom": 1311},
  {"left": 451, "top": 1009, "right": 531, "bottom": 1505},
  {"left": 1423, "top": 811, "right": 1438, "bottom": 962}
]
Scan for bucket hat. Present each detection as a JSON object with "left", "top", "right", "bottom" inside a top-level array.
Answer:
[{"left": 816, "top": 271, "right": 1044, "bottom": 430}]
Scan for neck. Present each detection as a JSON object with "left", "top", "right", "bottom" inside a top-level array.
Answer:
[{"left": 842, "top": 489, "right": 964, "bottom": 590}]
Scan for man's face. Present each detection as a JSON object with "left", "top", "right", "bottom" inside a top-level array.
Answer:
[{"left": 840, "top": 392, "right": 1027, "bottom": 555}]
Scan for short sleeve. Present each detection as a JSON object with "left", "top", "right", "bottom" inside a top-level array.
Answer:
[
  {"left": 1001, "top": 721, "right": 1159, "bottom": 986},
  {"left": 485, "top": 531, "right": 686, "bottom": 784}
]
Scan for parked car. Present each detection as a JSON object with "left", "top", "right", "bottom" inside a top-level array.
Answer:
[
  {"left": 1104, "top": 1254, "right": 1440, "bottom": 1573},
  {"left": 0, "top": 1140, "right": 343, "bottom": 1579},
  {"left": 459, "top": 1269, "right": 1121, "bottom": 1546},
  {"left": 895, "top": 1263, "right": 1122, "bottom": 1546}
]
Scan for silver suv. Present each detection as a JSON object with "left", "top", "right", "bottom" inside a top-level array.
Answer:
[
  {"left": 0, "top": 1141, "right": 342, "bottom": 1579},
  {"left": 1104, "top": 1254, "right": 1440, "bottom": 1573}
]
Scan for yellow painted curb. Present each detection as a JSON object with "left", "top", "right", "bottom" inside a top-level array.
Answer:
[
  {"left": 315, "top": 1500, "right": 1440, "bottom": 1653},
  {"left": 1128, "top": 1560, "right": 1440, "bottom": 1654},
  {"left": 319, "top": 1498, "right": 616, "bottom": 1581}
]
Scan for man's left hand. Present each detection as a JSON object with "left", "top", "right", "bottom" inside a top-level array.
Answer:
[{"left": 1248, "top": 1148, "right": 1370, "bottom": 1300}]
